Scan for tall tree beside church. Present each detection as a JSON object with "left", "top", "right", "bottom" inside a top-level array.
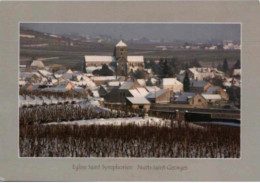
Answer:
[
  {"left": 222, "top": 58, "right": 229, "bottom": 73},
  {"left": 162, "top": 60, "right": 175, "bottom": 77},
  {"left": 183, "top": 71, "right": 190, "bottom": 92},
  {"left": 162, "top": 60, "right": 170, "bottom": 77},
  {"left": 233, "top": 59, "right": 241, "bottom": 69}
]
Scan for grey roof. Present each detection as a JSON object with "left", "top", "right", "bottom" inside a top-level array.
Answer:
[
  {"left": 146, "top": 89, "right": 167, "bottom": 99},
  {"left": 190, "top": 80, "right": 208, "bottom": 87},
  {"left": 174, "top": 92, "right": 196, "bottom": 102},
  {"left": 205, "top": 86, "right": 219, "bottom": 94}
]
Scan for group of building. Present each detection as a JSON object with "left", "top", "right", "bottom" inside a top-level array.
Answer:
[{"left": 19, "top": 40, "right": 241, "bottom": 111}]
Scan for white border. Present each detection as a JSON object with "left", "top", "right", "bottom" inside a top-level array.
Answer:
[{"left": 18, "top": 22, "right": 242, "bottom": 159}]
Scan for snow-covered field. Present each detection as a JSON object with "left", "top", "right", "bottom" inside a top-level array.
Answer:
[
  {"left": 19, "top": 95, "right": 84, "bottom": 107},
  {"left": 45, "top": 116, "right": 205, "bottom": 129}
]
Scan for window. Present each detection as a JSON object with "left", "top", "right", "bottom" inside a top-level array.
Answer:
[{"left": 198, "top": 99, "right": 201, "bottom": 102}]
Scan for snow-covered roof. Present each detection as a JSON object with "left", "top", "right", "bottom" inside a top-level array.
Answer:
[
  {"left": 66, "top": 69, "right": 73, "bottom": 74},
  {"left": 136, "top": 88, "right": 149, "bottom": 96},
  {"left": 129, "top": 89, "right": 143, "bottom": 97},
  {"left": 92, "top": 90, "right": 100, "bottom": 98},
  {"left": 233, "top": 69, "right": 241, "bottom": 76},
  {"left": 127, "top": 56, "right": 144, "bottom": 63},
  {"left": 19, "top": 80, "right": 26, "bottom": 86},
  {"left": 179, "top": 70, "right": 186, "bottom": 75},
  {"left": 31, "top": 60, "right": 44, "bottom": 68},
  {"left": 119, "top": 81, "right": 134, "bottom": 90},
  {"left": 146, "top": 89, "right": 168, "bottom": 99},
  {"left": 201, "top": 94, "right": 221, "bottom": 100},
  {"left": 161, "top": 78, "right": 183, "bottom": 86},
  {"left": 116, "top": 40, "right": 127, "bottom": 47},
  {"left": 85, "top": 56, "right": 115, "bottom": 63},
  {"left": 92, "top": 76, "right": 117, "bottom": 81},
  {"left": 137, "top": 79, "right": 146, "bottom": 86},
  {"left": 38, "top": 70, "right": 52, "bottom": 77},
  {"left": 126, "top": 97, "right": 150, "bottom": 104},
  {"left": 108, "top": 81, "right": 124, "bottom": 87},
  {"left": 85, "top": 55, "right": 143, "bottom": 63}
]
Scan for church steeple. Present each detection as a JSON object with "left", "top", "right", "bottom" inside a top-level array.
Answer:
[{"left": 114, "top": 40, "right": 128, "bottom": 60}]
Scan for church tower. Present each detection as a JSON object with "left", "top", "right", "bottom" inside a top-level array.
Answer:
[{"left": 114, "top": 40, "right": 128, "bottom": 77}]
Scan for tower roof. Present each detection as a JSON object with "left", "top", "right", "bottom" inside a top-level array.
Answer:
[{"left": 116, "top": 40, "right": 127, "bottom": 47}]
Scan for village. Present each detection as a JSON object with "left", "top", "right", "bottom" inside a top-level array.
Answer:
[{"left": 19, "top": 40, "right": 241, "bottom": 115}]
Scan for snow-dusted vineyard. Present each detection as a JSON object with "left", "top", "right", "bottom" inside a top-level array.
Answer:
[
  {"left": 19, "top": 103, "right": 112, "bottom": 125},
  {"left": 20, "top": 124, "right": 240, "bottom": 158},
  {"left": 19, "top": 95, "right": 85, "bottom": 106},
  {"left": 19, "top": 94, "right": 240, "bottom": 158}
]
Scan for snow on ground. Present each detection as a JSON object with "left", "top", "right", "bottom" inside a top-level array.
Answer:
[
  {"left": 19, "top": 95, "right": 85, "bottom": 107},
  {"left": 44, "top": 116, "right": 205, "bottom": 129},
  {"left": 79, "top": 97, "right": 110, "bottom": 113},
  {"left": 19, "top": 94, "right": 110, "bottom": 113}
]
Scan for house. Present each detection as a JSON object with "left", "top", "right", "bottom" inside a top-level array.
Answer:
[
  {"left": 99, "top": 85, "right": 111, "bottom": 97},
  {"left": 104, "top": 80, "right": 142, "bottom": 103},
  {"left": 223, "top": 77, "right": 241, "bottom": 88},
  {"left": 205, "top": 86, "right": 229, "bottom": 100},
  {"left": 30, "top": 60, "right": 45, "bottom": 69},
  {"left": 146, "top": 89, "right": 171, "bottom": 104},
  {"left": 21, "top": 83, "right": 39, "bottom": 91},
  {"left": 126, "top": 97, "right": 150, "bottom": 111},
  {"left": 190, "top": 94, "right": 208, "bottom": 108},
  {"left": 45, "top": 81, "right": 75, "bottom": 92},
  {"left": 61, "top": 69, "right": 75, "bottom": 80},
  {"left": 201, "top": 94, "right": 222, "bottom": 107},
  {"left": 19, "top": 79, "right": 26, "bottom": 87},
  {"left": 19, "top": 65, "right": 27, "bottom": 72},
  {"left": 190, "top": 80, "right": 211, "bottom": 93},
  {"left": 172, "top": 92, "right": 196, "bottom": 104},
  {"left": 233, "top": 69, "right": 241, "bottom": 77},
  {"left": 180, "top": 67, "right": 225, "bottom": 81},
  {"left": 91, "top": 76, "right": 124, "bottom": 85},
  {"left": 161, "top": 78, "right": 183, "bottom": 93}
]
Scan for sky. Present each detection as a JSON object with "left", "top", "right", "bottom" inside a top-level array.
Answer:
[{"left": 21, "top": 23, "right": 241, "bottom": 42}]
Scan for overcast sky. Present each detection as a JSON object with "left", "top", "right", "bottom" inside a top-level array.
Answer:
[{"left": 21, "top": 23, "right": 241, "bottom": 42}]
